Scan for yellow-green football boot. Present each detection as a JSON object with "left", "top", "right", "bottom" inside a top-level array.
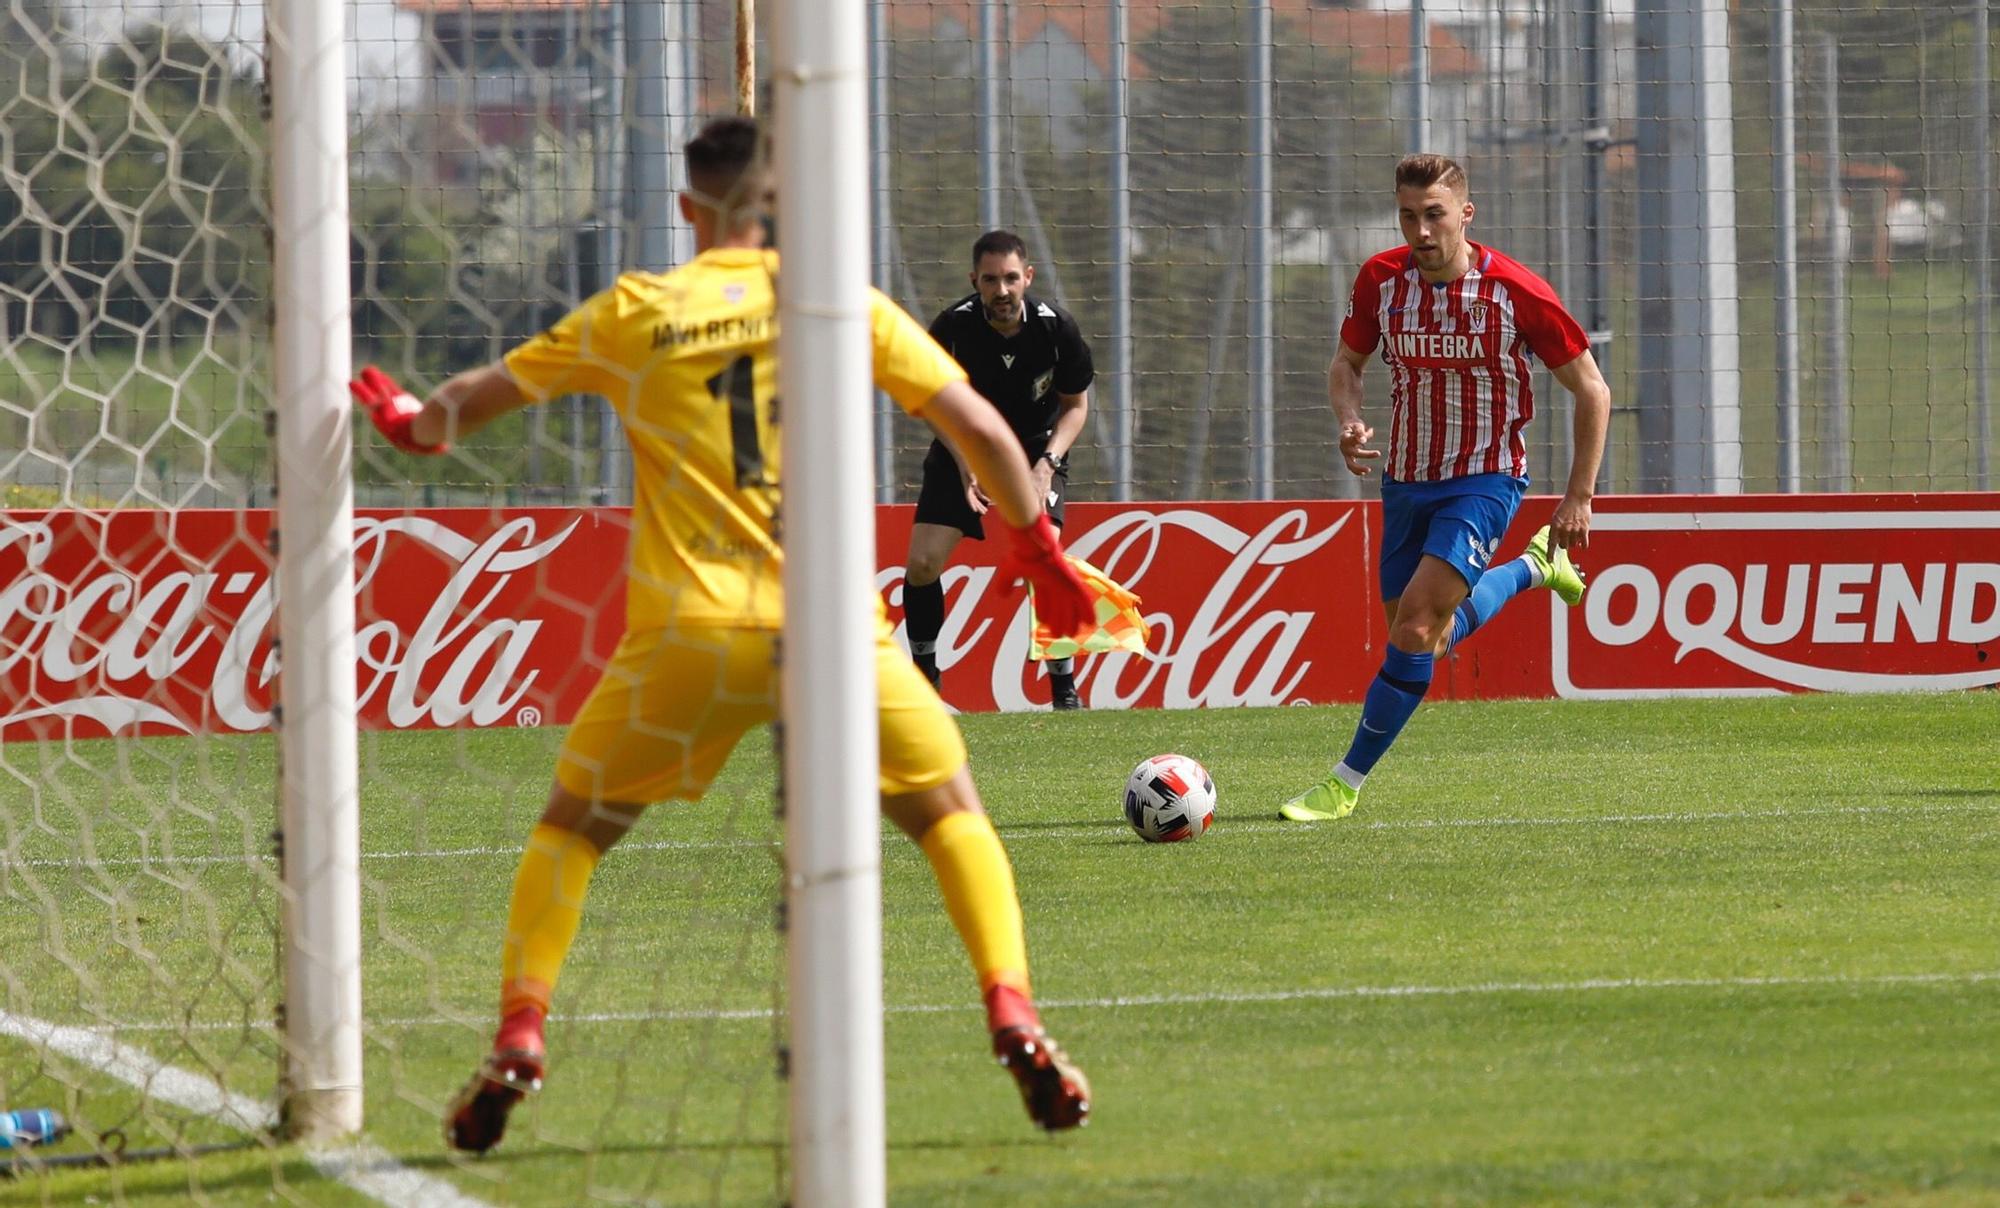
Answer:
[
  {"left": 1524, "top": 525, "right": 1587, "bottom": 606},
  {"left": 1277, "top": 777, "right": 1359, "bottom": 822}
]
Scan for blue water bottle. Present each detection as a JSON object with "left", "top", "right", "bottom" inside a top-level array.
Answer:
[{"left": 0, "top": 1109, "right": 70, "bottom": 1149}]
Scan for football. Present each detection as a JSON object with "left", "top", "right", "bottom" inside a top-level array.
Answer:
[{"left": 1122, "top": 753, "right": 1217, "bottom": 843}]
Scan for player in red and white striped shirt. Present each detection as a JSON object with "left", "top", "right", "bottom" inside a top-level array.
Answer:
[{"left": 1280, "top": 154, "right": 1611, "bottom": 823}]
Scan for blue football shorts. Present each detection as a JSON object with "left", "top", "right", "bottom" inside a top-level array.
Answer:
[{"left": 1378, "top": 472, "right": 1528, "bottom": 600}]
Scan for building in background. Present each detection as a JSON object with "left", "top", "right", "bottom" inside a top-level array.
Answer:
[{"left": 395, "top": 0, "right": 613, "bottom": 186}]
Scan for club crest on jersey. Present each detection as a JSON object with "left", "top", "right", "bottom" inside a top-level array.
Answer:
[
  {"left": 723, "top": 284, "right": 747, "bottom": 304},
  {"left": 1466, "top": 301, "right": 1489, "bottom": 333},
  {"left": 1034, "top": 368, "right": 1054, "bottom": 397}
]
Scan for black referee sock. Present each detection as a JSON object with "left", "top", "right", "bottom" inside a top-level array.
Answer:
[{"left": 904, "top": 579, "right": 946, "bottom": 681}]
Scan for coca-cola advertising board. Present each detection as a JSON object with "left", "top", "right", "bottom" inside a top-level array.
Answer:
[
  {"left": 5, "top": 494, "right": 1996, "bottom": 739},
  {"left": 875, "top": 502, "right": 1378, "bottom": 712},
  {"left": 1, "top": 508, "right": 631, "bottom": 740}
]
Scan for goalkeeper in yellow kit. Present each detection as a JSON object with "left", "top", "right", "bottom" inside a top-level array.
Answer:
[{"left": 351, "top": 116, "right": 1096, "bottom": 1151}]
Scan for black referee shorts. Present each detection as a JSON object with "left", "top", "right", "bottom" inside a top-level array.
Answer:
[{"left": 913, "top": 439, "right": 1067, "bottom": 540}]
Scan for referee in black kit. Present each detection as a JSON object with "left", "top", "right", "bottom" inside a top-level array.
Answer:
[{"left": 903, "top": 230, "right": 1095, "bottom": 709}]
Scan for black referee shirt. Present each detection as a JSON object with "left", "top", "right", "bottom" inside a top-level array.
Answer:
[{"left": 926, "top": 293, "right": 1094, "bottom": 446}]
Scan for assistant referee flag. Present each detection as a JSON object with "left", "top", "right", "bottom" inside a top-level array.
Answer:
[{"left": 1028, "top": 556, "right": 1150, "bottom": 661}]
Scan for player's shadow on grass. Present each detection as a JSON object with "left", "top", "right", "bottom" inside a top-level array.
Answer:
[
  {"left": 997, "top": 818, "right": 1146, "bottom": 847},
  {"left": 401, "top": 1137, "right": 783, "bottom": 1172},
  {"left": 889, "top": 1135, "right": 1065, "bottom": 1152},
  {"left": 395, "top": 1133, "right": 1056, "bottom": 1174},
  {"left": 997, "top": 819, "right": 1124, "bottom": 831}
]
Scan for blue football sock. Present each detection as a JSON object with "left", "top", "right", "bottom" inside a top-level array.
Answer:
[
  {"left": 1340, "top": 646, "right": 1434, "bottom": 777},
  {"left": 1444, "top": 558, "right": 1536, "bottom": 653}
]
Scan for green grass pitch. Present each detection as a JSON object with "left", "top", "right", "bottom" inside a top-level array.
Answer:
[{"left": 2, "top": 693, "right": 1997, "bottom": 1205}]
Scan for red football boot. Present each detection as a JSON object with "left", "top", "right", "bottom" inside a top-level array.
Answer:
[
  {"left": 992, "top": 1025, "right": 1091, "bottom": 1132},
  {"left": 444, "top": 1006, "right": 546, "bottom": 1153}
]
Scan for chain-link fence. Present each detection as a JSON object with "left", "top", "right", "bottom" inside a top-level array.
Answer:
[
  {"left": 3, "top": 0, "right": 1994, "bottom": 511},
  {"left": 877, "top": 0, "right": 1996, "bottom": 501}
]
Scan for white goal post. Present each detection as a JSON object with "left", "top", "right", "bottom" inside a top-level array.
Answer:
[
  {"left": 269, "top": 0, "right": 365, "bottom": 1141},
  {"left": 772, "top": 1, "right": 889, "bottom": 1204}
]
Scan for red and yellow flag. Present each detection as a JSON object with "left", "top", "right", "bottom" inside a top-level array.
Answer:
[{"left": 1028, "top": 555, "right": 1151, "bottom": 661}]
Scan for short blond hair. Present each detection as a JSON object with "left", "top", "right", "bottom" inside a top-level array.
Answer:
[{"left": 1395, "top": 153, "right": 1468, "bottom": 196}]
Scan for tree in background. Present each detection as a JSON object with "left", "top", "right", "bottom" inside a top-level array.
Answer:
[
  {"left": 0, "top": 23, "right": 264, "bottom": 348},
  {"left": 1123, "top": 3, "right": 1396, "bottom": 498}
]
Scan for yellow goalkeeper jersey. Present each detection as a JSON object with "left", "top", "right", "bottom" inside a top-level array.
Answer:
[{"left": 503, "top": 247, "right": 966, "bottom": 631}]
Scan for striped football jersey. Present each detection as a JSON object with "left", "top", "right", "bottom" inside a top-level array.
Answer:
[{"left": 1338, "top": 241, "right": 1589, "bottom": 482}]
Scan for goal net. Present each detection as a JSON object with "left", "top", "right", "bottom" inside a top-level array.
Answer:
[{"left": 2, "top": 0, "right": 787, "bottom": 1202}]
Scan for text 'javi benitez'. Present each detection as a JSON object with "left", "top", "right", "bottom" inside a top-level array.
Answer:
[{"left": 651, "top": 315, "right": 771, "bottom": 350}]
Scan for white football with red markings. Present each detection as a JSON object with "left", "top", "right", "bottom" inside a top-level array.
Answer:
[{"left": 1122, "top": 753, "right": 1216, "bottom": 843}]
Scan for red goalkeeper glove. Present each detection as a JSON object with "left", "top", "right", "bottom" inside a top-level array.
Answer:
[
  {"left": 349, "top": 366, "right": 446, "bottom": 454},
  {"left": 997, "top": 514, "right": 1094, "bottom": 642}
]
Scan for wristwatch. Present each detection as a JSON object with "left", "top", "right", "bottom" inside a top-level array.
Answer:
[{"left": 1036, "top": 450, "right": 1070, "bottom": 474}]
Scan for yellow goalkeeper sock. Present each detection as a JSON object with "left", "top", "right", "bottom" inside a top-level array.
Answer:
[
  {"left": 918, "top": 810, "right": 1032, "bottom": 1000},
  {"left": 499, "top": 822, "right": 603, "bottom": 1018}
]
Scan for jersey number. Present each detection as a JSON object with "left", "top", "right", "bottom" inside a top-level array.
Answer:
[{"left": 707, "top": 355, "right": 777, "bottom": 489}]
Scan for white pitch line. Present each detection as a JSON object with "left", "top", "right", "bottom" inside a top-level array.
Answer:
[
  {"left": 523, "top": 967, "right": 2000, "bottom": 1021},
  {"left": 57, "top": 968, "right": 2000, "bottom": 1035},
  {"left": 7, "top": 798, "right": 1996, "bottom": 871},
  {"left": 1038, "top": 968, "right": 2000, "bottom": 1011},
  {"left": 0, "top": 1011, "right": 493, "bottom": 1208},
  {"left": 0, "top": 1013, "right": 276, "bottom": 1133},
  {"left": 306, "top": 1140, "right": 492, "bottom": 1208},
  {"left": 1302, "top": 799, "right": 2000, "bottom": 834},
  {"left": 2, "top": 835, "right": 774, "bottom": 870}
]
